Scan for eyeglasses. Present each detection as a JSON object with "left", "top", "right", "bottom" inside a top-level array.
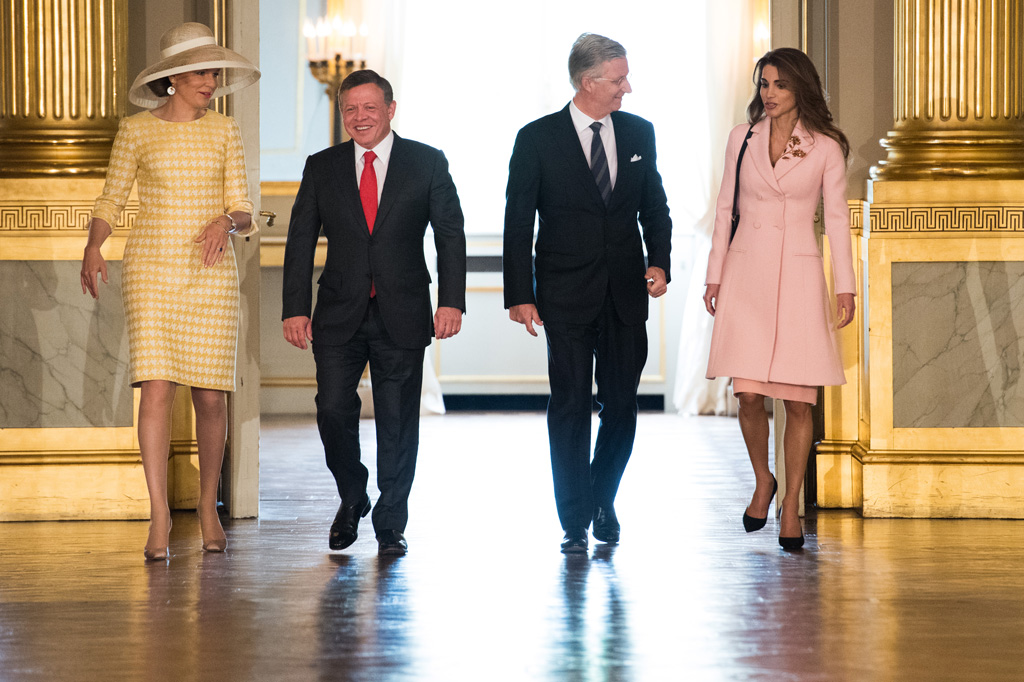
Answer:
[{"left": 590, "top": 75, "right": 630, "bottom": 88}]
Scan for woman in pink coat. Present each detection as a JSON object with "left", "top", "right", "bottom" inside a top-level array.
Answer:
[{"left": 703, "top": 48, "right": 856, "bottom": 550}]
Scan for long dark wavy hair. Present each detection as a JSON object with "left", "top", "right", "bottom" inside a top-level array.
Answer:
[{"left": 747, "top": 48, "right": 850, "bottom": 160}]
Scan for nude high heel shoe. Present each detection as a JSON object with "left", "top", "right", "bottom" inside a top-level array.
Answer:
[
  {"left": 198, "top": 509, "right": 227, "bottom": 552},
  {"left": 144, "top": 518, "right": 172, "bottom": 561}
]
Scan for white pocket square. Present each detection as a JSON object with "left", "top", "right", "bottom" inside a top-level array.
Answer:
[{"left": 630, "top": 154, "right": 642, "bottom": 162}]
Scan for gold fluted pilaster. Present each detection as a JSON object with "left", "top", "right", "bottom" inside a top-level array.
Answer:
[
  {"left": 872, "top": 0, "right": 1024, "bottom": 179},
  {"left": 0, "top": 0, "right": 128, "bottom": 177}
]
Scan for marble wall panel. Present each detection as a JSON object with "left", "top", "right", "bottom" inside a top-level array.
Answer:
[
  {"left": 892, "top": 261, "right": 1024, "bottom": 428},
  {"left": 0, "top": 261, "right": 132, "bottom": 428}
]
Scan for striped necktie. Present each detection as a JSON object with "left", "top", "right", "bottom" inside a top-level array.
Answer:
[{"left": 589, "top": 121, "right": 611, "bottom": 206}]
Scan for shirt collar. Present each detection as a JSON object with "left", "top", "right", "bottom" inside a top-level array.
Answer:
[
  {"left": 355, "top": 130, "right": 395, "bottom": 163},
  {"left": 569, "top": 100, "right": 613, "bottom": 134}
]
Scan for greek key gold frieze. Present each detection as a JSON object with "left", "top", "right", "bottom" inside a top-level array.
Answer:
[
  {"left": 0, "top": 203, "right": 137, "bottom": 231},
  {"left": 868, "top": 205, "right": 1024, "bottom": 234},
  {"left": 848, "top": 200, "right": 864, "bottom": 232}
]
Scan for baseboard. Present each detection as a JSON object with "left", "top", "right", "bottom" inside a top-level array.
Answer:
[{"left": 442, "top": 394, "right": 665, "bottom": 412}]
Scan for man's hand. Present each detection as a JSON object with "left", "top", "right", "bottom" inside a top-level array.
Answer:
[
  {"left": 509, "top": 303, "right": 543, "bottom": 337},
  {"left": 283, "top": 316, "right": 313, "bottom": 350},
  {"left": 434, "top": 306, "right": 463, "bottom": 340},
  {"left": 836, "top": 293, "right": 856, "bottom": 329},
  {"left": 645, "top": 266, "right": 668, "bottom": 298}
]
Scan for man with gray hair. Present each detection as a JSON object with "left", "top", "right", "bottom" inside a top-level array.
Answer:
[{"left": 503, "top": 33, "right": 672, "bottom": 553}]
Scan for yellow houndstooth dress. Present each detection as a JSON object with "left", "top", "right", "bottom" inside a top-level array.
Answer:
[{"left": 91, "top": 110, "right": 254, "bottom": 391}]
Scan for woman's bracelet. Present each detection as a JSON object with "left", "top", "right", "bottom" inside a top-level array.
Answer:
[{"left": 222, "top": 213, "right": 238, "bottom": 234}]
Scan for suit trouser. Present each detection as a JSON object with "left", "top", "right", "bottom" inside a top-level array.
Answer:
[
  {"left": 312, "top": 298, "right": 425, "bottom": 534},
  {"left": 543, "top": 294, "right": 648, "bottom": 532}
]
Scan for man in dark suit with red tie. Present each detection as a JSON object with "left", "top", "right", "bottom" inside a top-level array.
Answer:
[
  {"left": 503, "top": 34, "right": 672, "bottom": 553},
  {"left": 282, "top": 70, "right": 466, "bottom": 556}
]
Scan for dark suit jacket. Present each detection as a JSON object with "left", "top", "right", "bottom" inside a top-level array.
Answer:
[
  {"left": 282, "top": 134, "right": 466, "bottom": 349},
  {"left": 503, "top": 105, "right": 671, "bottom": 326}
]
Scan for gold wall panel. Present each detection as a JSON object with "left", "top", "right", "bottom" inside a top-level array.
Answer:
[
  {"left": 865, "top": 233, "right": 1024, "bottom": 451},
  {"left": 0, "top": 462, "right": 149, "bottom": 520},
  {"left": 822, "top": 197, "right": 1024, "bottom": 516},
  {"left": 860, "top": 458, "right": 1024, "bottom": 518},
  {"left": 818, "top": 201, "right": 866, "bottom": 508},
  {"left": 0, "top": 178, "right": 135, "bottom": 258},
  {"left": 847, "top": 209, "right": 1024, "bottom": 517}
]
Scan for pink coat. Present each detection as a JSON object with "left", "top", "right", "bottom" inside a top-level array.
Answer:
[{"left": 705, "top": 118, "right": 856, "bottom": 387}]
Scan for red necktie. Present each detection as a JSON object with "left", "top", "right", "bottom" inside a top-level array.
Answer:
[{"left": 360, "top": 150, "right": 378, "bottom": 297}]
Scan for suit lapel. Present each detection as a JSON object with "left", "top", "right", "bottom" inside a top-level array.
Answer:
[
  {"left": 773, "top": 120, "right": 815, "bottom": 182},
  {"left": 330, "top": 142, "right": 367, "bottom": 231},
  {"left": 553, "top": 105, "right": 606, "bottom": 208},
  {"left": 374, "top": 133, "right": 406, "bottom": 232},
  {"left": 610, "top": 112, "right": 636, "bottom": 209},
  {"left": 747, "top": 117, "right": 782, "bottom": 193}
]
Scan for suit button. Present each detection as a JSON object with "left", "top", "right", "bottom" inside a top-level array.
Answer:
[
  {"left": 775, "top": 224, "right": 783, "bottom": 230},
  {"left": 757, "top": 193, "right": 764, "bottom": 200},
  {"left": 754, "top": 222, "right": 762, "bottom": 229},
  {"left": 777, "top": 195, "right": 785, "bottom": 202}
]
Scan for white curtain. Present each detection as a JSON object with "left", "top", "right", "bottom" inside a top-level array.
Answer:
[
  {"left": 673, "top": 0, "right": 758, "bottom": 416},
  {"left": 362, "top": 0, "right": 758, "bottom": 414},
  {"left": 377, "top": 1, "right": 712, "bottom": 240}
]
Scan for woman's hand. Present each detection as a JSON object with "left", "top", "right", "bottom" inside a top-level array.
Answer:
[
  {"left": 836, "top": 292, "right": 856, "bottom": 329},
  {"left": 703, "top": 284, "right": 720, "bottom": 316},
  {"left": 195, "top": 216, "right": 231, "bottom": 267},
  {"left": 81, "top": 246, "right": 108, "bottom": 299}
]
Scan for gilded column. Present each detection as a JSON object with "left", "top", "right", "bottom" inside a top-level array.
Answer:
[
  {"left": 851, "top": 0, "right": 1024, "bottom": 519},
  {"left": 0, "top": 0, "right": 128, "bottom": 176},
  {"left": 0, "top": 0, "right": 140, "bottom": 521},
  {"left": 873, "top": 0, "right": 1024, "bottom": 179}
]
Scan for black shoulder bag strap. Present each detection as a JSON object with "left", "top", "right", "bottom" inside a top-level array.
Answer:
[{"left": 729, "top": 124, "right": 756, "bottom": 244}]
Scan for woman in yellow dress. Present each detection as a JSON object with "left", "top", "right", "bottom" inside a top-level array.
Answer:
[{"left": 80, "top": 23, "right": 260, "bottom": 561}]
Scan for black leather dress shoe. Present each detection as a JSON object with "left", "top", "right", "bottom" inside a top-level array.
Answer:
[
  {"left": 376, "top": 529, "right": 408, "bottom": 556},
  {"left": 593, "top": 505, "right": 620, "bottom": 544},
  {"left": 560, "top": 529, "right": 588, "bottom": 554},
  {"left": 329, "top": 495, "right": 371, "bottom": 550}
]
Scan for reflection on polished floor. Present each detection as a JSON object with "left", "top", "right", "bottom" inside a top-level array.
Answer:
[{"left": 2, "top": 413, "right": 1023, "bottom": 681}]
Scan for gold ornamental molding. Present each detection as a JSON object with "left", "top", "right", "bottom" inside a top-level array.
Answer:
[
  {"left": 0, "top": 178, "right": 134, "bottom": 259},
  {"left": 852, "top": 442, "right": 1024, "bottom": 465},
  {"left": 0, "top": 201, "right": 136, "bottom": 231},
  {"left": 873, "top": 0, "right": 1024, "bottom": 179},
  {"left": 868, "top": 204, "right": 1024, "bottom": 234},
  {"left": 0, "top": 450, "right": 142, "bottom": 465},
  {"left": 0, "top": 0, "right": 128, "bottom": 176},
  {"left": 848, "top": 200, "right": 863, "bottom": 231}
]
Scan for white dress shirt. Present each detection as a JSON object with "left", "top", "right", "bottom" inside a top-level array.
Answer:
[
  {"left": 569, "top": 100, "right": 617, "bottom": 189},
  {"left": 354, "top": 131, "right": 395, "bottom": 203}
]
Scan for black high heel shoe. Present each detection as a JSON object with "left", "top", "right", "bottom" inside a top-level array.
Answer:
[
  {"left": 778, "top": 534, "right": 805, "bottom": 550},
  {"left": 778, "top": 505, "right": 805, "bottom": 550},
  {"left": 742, "top": 476, "right": 777, "bottom": 533}
]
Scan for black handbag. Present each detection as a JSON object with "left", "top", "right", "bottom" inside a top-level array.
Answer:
[{"left": 729, "top": 124, "right": 756, "bottom": 244}]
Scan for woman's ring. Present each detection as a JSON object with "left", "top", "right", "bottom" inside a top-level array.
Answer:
[{"left": 218, "top": 247, "right": 223, "bottom": 252}]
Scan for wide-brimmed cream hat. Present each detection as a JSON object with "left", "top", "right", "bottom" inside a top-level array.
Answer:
[{"left": 129, "top": 22, "right": 260, "bottom": 108}]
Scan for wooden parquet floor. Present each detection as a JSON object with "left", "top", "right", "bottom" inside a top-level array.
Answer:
[{"left": 1, "top": 412, "right": 1023, "bottom": 681}]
